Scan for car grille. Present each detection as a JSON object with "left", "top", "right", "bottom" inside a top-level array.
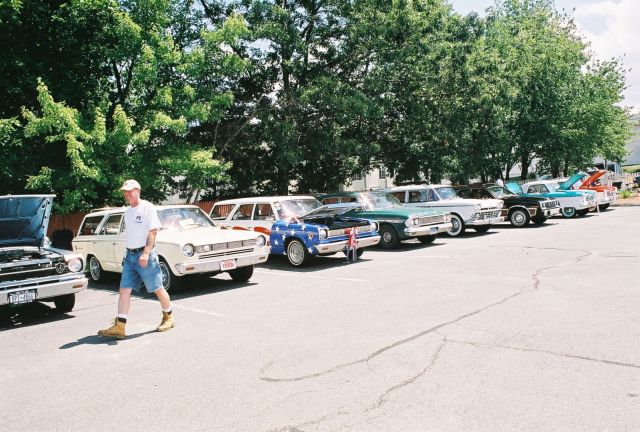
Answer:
[
  {"left": 198, "top": 248, "right": 255, "bottom": 260},
  {"left": 541, "top": 200, "right": 560, "bottom": 209},
  {"left": 0, "top": 259, "right": 67, "bottom": 287},
  {"left": 328, "top": 224, "right": 373, "bottom": 237},
  {"left": 606, "top": 190, "right": 615, "bottom": 199},
  {"left": 209, "top": 239, "right": 256, "bottom": 251},
  {"left": 415, "top": 214, "right": 447, "bottom": 226}
]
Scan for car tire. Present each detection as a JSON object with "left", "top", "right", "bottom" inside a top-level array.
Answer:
[
  {"left": 532, "top": 214, "right": 547, "bottom": 225},
  {"left": 473, "top": 225, "right": 491, "bottom": 233},
  {"left": 561, "top": 207, "right": 576, "bottom": 218},
  {"left": 229, "top": 265, "right": 254, "bottom": 282},
  {"left": 286, "top": 238, "right": 310, "bottom": 266},
  {"left": 509, "top": 208, "right": 530, "bottom": 227},
  {"left": 159, "top": 259, "right": 181, "bottom": 292},
  {"left": 576, "top": 209, "right": 589, "bottom": 217},
  {"left": 417, "top": 235, "right": 437, "bottom": 244},
  {"left": 446, "top": 214, "right": 465, "bottom": 237},
  {"left": 53, "top": 293, "right": 75, "bottom": 313},
  {"left": 378, "top": 225, "right": 400, "bottom": 249},
  {"left": 88, "top": 255, "right": 104, "bottom": 282},
  {"left": 599, "top": 203, "right": 610, "bottom": 211}
]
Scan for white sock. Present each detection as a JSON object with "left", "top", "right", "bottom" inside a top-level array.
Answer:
[
  {"left": 117, "top": 313, "right": 128, "bottom": 320},
  {"left": 162, "top": 307, "right": 172, "bottom": 313}
]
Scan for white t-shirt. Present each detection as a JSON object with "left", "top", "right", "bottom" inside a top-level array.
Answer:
[{"left": 124, "top": 200, "right": 162, "bottom": 248}]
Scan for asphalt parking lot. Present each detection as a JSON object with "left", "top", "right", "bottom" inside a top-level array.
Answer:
[{"left": 2, "top": 207, "right": 640, "bottom": 432}]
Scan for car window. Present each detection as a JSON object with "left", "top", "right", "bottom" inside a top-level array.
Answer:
[
  {"left": 99, "top": 214, "right": 123, "bottom": 235},
  {"left": 541, "top": 185, "right": 549, "bottom": 193},
  {"left": 211, "top": 204, "right": 235, "bottom": 219},
  {"left": 158, "top": 207, "right": 214, "bottom": 229},
  {"left": 528, "top": 185, "right": 539, "bottom": 193},
  {"left": 322, "top": 197, "right": 340, "bottom": 204},
  {"left": 426, "top": 189, "right": 438, "bottom": 201},
  {"left": 79, "top": 215, "right": 104, "bottom": 236},
  {"left": 408, "top": 191, "right": 422, "bottom": 202},
  {"left": 231, "top": 204, "right": 254, "bottom": 220},
  {"left": 391, "top": 192, "right": 406, "bottom": 203},
  {"left": 253, "top": 204, "right": 274, "bottom": 220}
]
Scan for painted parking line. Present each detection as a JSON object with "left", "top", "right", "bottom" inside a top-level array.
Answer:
[
  {"left": 170, "top": 303, "right": 229, "bottom": 318},
  {"left": 254, "top": 269, "right": 369, "bottom": 283}
]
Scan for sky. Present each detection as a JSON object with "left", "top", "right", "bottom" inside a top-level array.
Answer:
[{"left": 450, "top": 0, "right": 640, "bottom": 113}]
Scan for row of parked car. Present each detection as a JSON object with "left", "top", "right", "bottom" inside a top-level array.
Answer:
[{"left": 0, "top": 170, "right": 616, "bottom": 312}]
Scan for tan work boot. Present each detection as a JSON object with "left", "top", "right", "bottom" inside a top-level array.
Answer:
[
  {"left": 157, "top": 311, "right": 175, "bottom": 332},
  {"left": 98, "top": 318, "right": 126, "bottom": 339}
]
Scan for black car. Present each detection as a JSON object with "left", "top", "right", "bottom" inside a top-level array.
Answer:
[{"left": 455, "top": 183, "right": 561, "bottom": 227}]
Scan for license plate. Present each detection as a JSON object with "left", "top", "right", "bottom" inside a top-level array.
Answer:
[
  {"left": 220, "top": 259, "right": 237, "bottom": 271},
  {"left": 429, "top": 226, "right": 438, "bottom": 234},
  {"left": 9, "top": 289, "right": 37, "bottom": 305}
]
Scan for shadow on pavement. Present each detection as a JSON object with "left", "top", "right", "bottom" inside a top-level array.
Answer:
[
  {"left": 59, "top": 329, "right": 157, "bottom": 349},
  {"left": 0, "top": 302, "right": 75, "bottom": 331}
]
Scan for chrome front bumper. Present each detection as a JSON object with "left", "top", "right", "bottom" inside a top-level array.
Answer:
[
  {"left": 404, "top": 222, "right": 452, "bottom": 237},
  {"left": 174, "top": 249, "right": 270, "bottom": 275},
  {"left": 0, "top": 274, "right": 88, "bottom": 306},
  {"left": 315, "top": 235, "right": 381, "bottom": 254},
  {"left": 467, "top": 216, "right": 504, "bottom": 226},
  {"left": 541, "top": 208, "right": 561, "bottom": 217}
]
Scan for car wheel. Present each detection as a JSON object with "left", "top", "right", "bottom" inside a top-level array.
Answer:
[
  {"left": 378, "top": 225, "right": 400, "bottom": 249},
  {"left": 561, "top": 207, "right": 576, "bottom": 218},
  {"left": 229, "top": 265, "right": 254, "bottom": 282},
  {"left": 159, "top": 259, "right": 181, "bottom": 292},
  {"left": 446, "top": 214, "right": 465, "bottom": 237},
  {"left": 473, "top": 225, "right": 491, "bottom": 233},
  {"left": 286, "top": 239, "right": 310, "bottom": 266},
  {"left": 53, "top": 294, "right": 75, "bottom": 313},
  {"left": 532, "top": 214, "right": 547, "bottom": 225},
  {"left": 88, "top": 255, "right": 103, "bottom": 282},
  {"left": 417, "top": 235, "right": 437, "bottom": 244},
  {"left": 509, "top": 209, "right": 530, "bottom": 227},
  {"left": 599, "top": 203, "right": 610, "bottom": 211},
  {"left": 576, "top": 209, "right": 589, "bottom": 217}
]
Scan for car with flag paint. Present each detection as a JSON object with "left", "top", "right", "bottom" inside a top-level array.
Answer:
[
  {"left": 317, "top": 191, "right": 452, "bottom": 249},
  {"left": 73, "top": 205, "right": 269, "bottom": 291},
  {"left": 559, "top": 170, "right": 616, "bottom": 211},
  {"left": 386, "top": 184, "right": 504, "bottom": 237},
  {"left": 515, "top": 180, "right": 596, "bottom": 218},
  {"left": 1, "top": 195, "right": 87, "bottom": 312},
  {"left": 210, "top": 196, "right": 380, "bottom": 266}
]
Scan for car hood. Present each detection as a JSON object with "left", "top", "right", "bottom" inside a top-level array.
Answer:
[
  {"left": 423, "top": 197, "right": 501, "bottom": 209},
  {"left": 559, "top": 173, "right": 587, "bottom": 190},
  {"left": 157, "top": 225, "right": 259, "bottom": 246},
  {"left": 0, "top": 195, "right": 55, "bottom": 248},
  {"left": 522, "top": 191, "right": 583, "bottom": 198},
  {"left": 351, "top": 206, "right": 445, "bottom": 218},
  {"left": 582, "top": 170, "right": 606, "bottom": 187}
]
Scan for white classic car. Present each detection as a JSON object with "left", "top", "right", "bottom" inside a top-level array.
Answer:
[
  {"left": 387, "top": 185, "right": 504, "bottom": 236},
  {"left": 72, "top": 205, "right": 269, "bottom": 291}
]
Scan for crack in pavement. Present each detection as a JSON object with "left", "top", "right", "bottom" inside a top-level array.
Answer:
[
  {"left": 446, "top": 338, "right": 640, "bottom": 370},
  {"left": 366, "top": 338, "right": 447, "bottom": 412},
  {"left": 259, "top": 247, "right": 591, "bottom": 383}
]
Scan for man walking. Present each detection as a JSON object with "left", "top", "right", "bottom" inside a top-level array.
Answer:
[{"left": 98, "top": 179, "right": 175, "bottom": 339}]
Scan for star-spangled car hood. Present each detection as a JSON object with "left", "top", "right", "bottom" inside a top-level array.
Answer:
[{"left": 0, "top": 195, "right": 55, "bottom": 248}]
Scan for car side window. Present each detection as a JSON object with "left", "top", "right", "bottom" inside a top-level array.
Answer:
[
  {"left": 79, "top": 216, "right": 104, "bottom": 236},
  {"left": 99, "top": 214, "right": 123, "bottom": 235},
  {"left": 540, "top": 185, "right": 549, "bottom": 193},
  {"left": 392, "top": 192, "right": 406, "bottom": 203},
  {"left": 322, "top": 197, "right": 339, "bottom": 204},
  {"left": 231, "top": 204, "right": 254, "bottom": 220},
  {"left": 253, "top": 204, "right": 274, "bottom": 220},
  {"left": 211, "top": 204, "right": 235, "bottom": 219},
  {"left": 426, "top": 189, "right": 437, "bottom": 202},
  {"left": 408, "top": 191, "right": 422, "bottom": 202}
]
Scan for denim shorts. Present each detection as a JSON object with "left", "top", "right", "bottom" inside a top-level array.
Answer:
[{"left": 120, "top": 249, "right": 163, "bottom": 293}]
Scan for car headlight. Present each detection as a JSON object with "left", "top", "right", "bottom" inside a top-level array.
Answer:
[
  {"left": 256, "top": 235, "right": 266, "bottom": 246},
  {"left": 66, "top": 257, "right": 83, "bottom": 273},
  {"left": 182, "top": 244, "right": 195, "bottom": 257},
  {"left": 319, "top": 229, "right": 328, "bottom": 239},
  {"left": 446, "top": 213, "right": 451, "bottom": 221},
  {"left": 371, "top": 222, "right": 378, "bottom": 232}
]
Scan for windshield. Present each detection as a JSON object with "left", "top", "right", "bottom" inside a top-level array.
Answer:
[
  {"left": 486, "top": 186, "right": 515, "bottom": 198},
  {"left": 158, "top": 207, "right": 214, "bottom": 229},
  {"left": 357, "top": 192, "right": 401, "bottom": 210},
  {"left": 303, "top": 204, "right": 360, "bottom": 219},
  {"left": 275, "top": 199, "right": 322, "bottom": 219},
  {"left": 434, "top": 187, "right": 458, "bottom": 200}
]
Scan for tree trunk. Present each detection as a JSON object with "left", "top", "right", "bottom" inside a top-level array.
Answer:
[{"left": 520, "top": 153, "right": 530, "bottom": 181}]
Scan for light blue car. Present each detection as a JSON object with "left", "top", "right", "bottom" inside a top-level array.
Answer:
[{"left": 508, "top": 181, "right": 596, "bottom": 218}]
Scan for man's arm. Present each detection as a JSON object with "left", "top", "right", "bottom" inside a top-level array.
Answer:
[{"left": 139, "top": 228, "right": 158, "bottom": 268}]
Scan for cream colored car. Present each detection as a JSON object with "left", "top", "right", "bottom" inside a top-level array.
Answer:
[{"left": 72, "top": 205, "right": 269, "bottom": 291}]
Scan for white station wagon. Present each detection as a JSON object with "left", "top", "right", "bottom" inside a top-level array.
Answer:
[
  {"left": 72, "top": 205, "right": 269, "bottom": 291},
  {"left": 387, "top": 184, "right": 504, "bottom": 237}
]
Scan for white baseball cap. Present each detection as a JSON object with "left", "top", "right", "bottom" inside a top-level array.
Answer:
[{"left": 120, "top": 179, "right": 141, "bottom": 191}]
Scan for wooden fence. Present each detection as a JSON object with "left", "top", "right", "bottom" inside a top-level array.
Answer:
[{"left": 47, "top": 200, "right": 219, "bottom": 237}]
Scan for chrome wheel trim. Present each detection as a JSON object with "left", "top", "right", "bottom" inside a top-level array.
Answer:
[
  {"left": 448, "top": 216, "right": 462, "bottom": 236},
  {"left": 511, "top": 211, "right": 527, "bottom": 226},
  {"left": 89, "top": 256, "right": 101, "bottom": 281},
  {"left": 382, "top": 231, "right": 393, "bottom": 243},
  {"left": 288, "top": 241, "right": 305, "bottom": 265},
  {"left": 562, "top": 207, "right": 575, "bottom": 218},
  {"left": 159, "top": 262, "right": 170, "bottom": 291}
]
